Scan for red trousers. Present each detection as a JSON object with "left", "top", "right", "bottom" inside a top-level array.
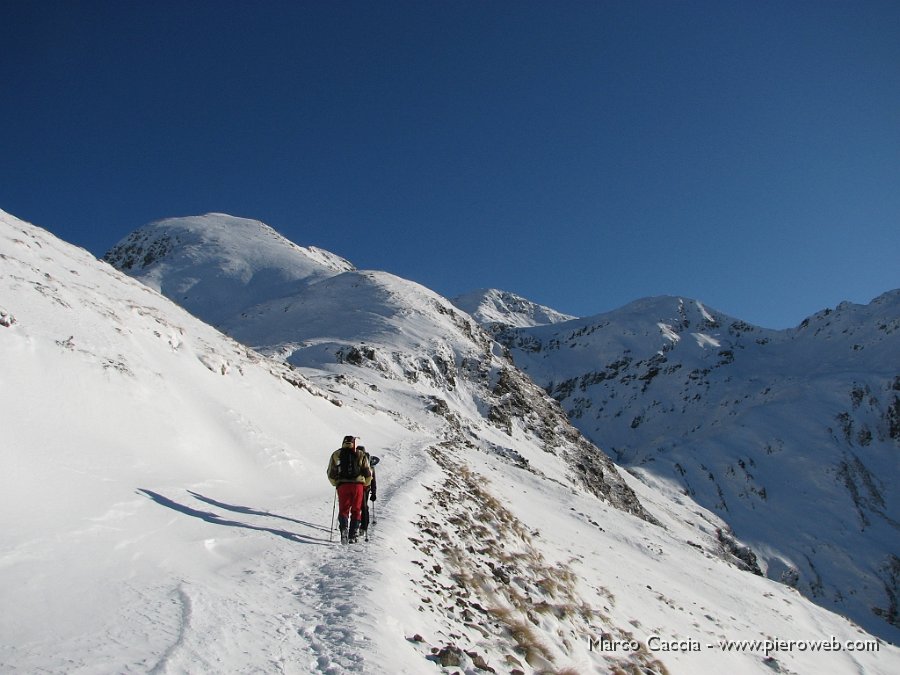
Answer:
[{"left": 336, "top": 482, "right": 364, "bottom": 523}]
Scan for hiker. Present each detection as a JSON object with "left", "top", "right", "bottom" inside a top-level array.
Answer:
[
  {"left": 357, "top": 446, "right": 379, "bottom": 538},
  {"left": 327, "top": 435, "right": 372, "bottom": 544}
]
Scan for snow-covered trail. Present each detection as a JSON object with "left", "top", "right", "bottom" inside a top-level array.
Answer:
[
  {"left": 282, "top": 437, "right": 438, "bottom": 674},
  {"left": 133, "top": 437, "right": 438, "bottom": 675}
]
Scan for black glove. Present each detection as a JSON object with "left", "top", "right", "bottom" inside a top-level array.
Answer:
[{"left": 370, "top": 492, "right": 377, "bottom": 501}]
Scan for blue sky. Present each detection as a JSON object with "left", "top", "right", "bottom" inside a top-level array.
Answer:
[{"left": 2, "top": 1, "right": 898, "bottom": 328}]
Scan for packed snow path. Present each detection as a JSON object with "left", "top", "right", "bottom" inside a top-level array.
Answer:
[{"left": 136, "top": 438, "right": 434, "bottom": 675}]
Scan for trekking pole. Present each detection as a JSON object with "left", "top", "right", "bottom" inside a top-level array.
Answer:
[{"left": 329, "top": 490, "right": 337, "bottom": 542}]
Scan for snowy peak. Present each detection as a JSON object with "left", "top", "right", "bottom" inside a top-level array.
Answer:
[
  {"left": 497, "top": 295, "right": 766, "bottom": 385},
  {"left": 104, "top": 213, "right": 353, "bottom": 277},
  {"left": 451, "top": 287, "right": 577, "bottom": 328},
  {"left": 103, "top": 213, "right": 354, "bottom": 324},
  {"left": 106, "top": 214, "right": 493, "bottom": 377},
  {"left": 582, "top": 295, "right": 743, "bottom": 343}
]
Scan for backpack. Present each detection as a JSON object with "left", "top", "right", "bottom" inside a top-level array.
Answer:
[{"left": 337, "top": 447, "right": 359, "bottom": 480}]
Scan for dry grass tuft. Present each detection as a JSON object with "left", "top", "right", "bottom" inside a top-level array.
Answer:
[{"left": 506, "top": 617, "right": 554, "bottom": 666}]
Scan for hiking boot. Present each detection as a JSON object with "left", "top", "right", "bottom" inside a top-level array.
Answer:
[{"left": 340, "top": 527, "right": 349, "bottom": 545}]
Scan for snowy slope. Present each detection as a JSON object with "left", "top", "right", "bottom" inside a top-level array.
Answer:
[
  {"left": 1, "top": 209, "right": 421, "bottom": 672},
  {"left": 451, "top": 288, "right": 577, "bottom": 328},
  {"left": 3, "top": 208, "right": 899, "bottom": 674},
  {"left": 496, "top": 294, "right": 900, "bottom": 644},
  {"left": 105, "top": 215, "right": 647, "bottom": 518}
]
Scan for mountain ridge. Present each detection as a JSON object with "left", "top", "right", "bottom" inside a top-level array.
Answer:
[
  {"left": 494, "top": 291, "right": 900, "bottom": 643},
  {"left": 451, "top": 287, "right": 577, "bottom": 328}
]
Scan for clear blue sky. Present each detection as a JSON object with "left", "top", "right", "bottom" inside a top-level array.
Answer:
[{"left": 2, "top": 1, "right": 898, "bottom": 328}]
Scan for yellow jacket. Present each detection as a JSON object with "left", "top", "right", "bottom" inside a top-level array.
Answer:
[{"left": 327, "top": 447, "right": 372, "bottom": 486}]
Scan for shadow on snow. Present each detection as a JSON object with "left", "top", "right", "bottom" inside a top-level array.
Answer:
[
  {"left": 186, "top": 490, "right": 332, "bottom": 533},
  {"left": 137, "top": 489, "right": 331, "bottom": 545}
]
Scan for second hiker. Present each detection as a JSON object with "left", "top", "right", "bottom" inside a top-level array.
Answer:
[
  {"left": 327, "top": 435, "right": 372, "bottom": 544},
  {"left": 357, "top": 446, "right": 379, "bottom": 539}
]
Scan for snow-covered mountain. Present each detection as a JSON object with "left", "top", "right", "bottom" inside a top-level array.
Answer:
[
  {"left": 492, "top": 294, "right": 900, "bottom": 645},
  {"left": 104, "top": 215, "right": 646, "bottom": 516},
  {"left": 104, "top": 213, "right": 354, "bottom": 327},
  {"left": 4, "top": 208, "right": 898, "bottom": 674},
  {"left": 451, "top": 288, "right": 577, "bottom": 329}
]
